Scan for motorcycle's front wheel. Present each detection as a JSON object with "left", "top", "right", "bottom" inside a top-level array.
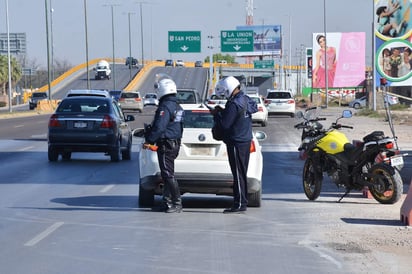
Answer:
[
  {"left": 368, "top": 163, "right": 403, "bottom": 204},
  {"left": 302, "top": 158, "right": 323, "bottom": 200}
]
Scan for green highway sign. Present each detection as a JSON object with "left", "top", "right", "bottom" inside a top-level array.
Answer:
[
  {"left": 168, "top": 31, "right": 201, "bottom": 53},
  {"left": 254, "top": 60, "right": 274, "bottom": 69},
  {"left": 220, "top": 30, "right": 254, "bottom": 52}
]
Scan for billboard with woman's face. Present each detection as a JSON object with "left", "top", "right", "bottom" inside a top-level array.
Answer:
[{"left": 312, "top": 32, "right": 365, "bottom": 88}]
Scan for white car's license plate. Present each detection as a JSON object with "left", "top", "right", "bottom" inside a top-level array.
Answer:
[
  {"left": 390, "top": 155, "right": 404, "bottom": 167},
  {"left": 74, "top": 122, "right": 87, "bottom": 128},
  {"left": 191, "top": 147, "right": 213, "bottom": 156}
]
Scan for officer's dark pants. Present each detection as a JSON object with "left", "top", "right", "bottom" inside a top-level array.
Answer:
[
  {"left": 157, "top": 139, "right": 181, "bottom": 208},
  {"left": 226, "top": 141, "right": 251, "bottom": 209}
]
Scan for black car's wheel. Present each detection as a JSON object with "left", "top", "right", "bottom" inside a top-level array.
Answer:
[
  {"left": 48, "top": 147, "right": 59, "bottom": 162},
  {"left": 354, "top": 102, "right": 361, "bottom": 109},
  {"left": 248, "top": 188, "right": 261, "bottom": 207},
  {"left": 122, "top": 139, "right": 132, "bottom": 160},
  {"left": 290, "top": 113, "right": 295, "bottom": 118},
  {"left": 302, "top": 158, "right": 322, "bottom": 200},
  {"left": 110, "top": 141, "right": 121, "bottom": 162},
  {"left": 369, "top": 164, "right": 403, "bottom": 204},
  {"left": 62, "top": 152, "right": 72, "bottom": 161},
  {"left": 139, "top": 183, "right": 155, "bottom": 207}
]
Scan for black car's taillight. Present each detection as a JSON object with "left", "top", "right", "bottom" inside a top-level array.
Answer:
[
  {"left": 49, "top": 114, "right": 61, "bottom": 127},
  {"left": 101, "top": 115, "right": 115, "bottom": 128}
]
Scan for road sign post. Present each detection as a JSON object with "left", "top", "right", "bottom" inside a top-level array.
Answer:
[
  {"left": 220, "top": 30, "right": 254, "bottom": 52},
  {"left": 168, "top": 31, "right": 201, "bottom": 53}
]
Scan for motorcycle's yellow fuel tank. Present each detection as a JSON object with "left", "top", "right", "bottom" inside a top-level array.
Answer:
[{"left": 316, "top": 130, "right": 350, "bottom": 154}]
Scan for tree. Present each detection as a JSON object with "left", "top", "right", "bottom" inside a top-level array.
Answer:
[
  {"left": 0, "top": 55, "right": 22, "bottom": 95},
  {"left": 204, "top": 54, "right": 236, "bottom": 64}
]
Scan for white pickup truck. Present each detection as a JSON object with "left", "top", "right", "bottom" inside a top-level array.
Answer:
[{"left": 94, "top": 60, "right": 111, "bottom": 80}]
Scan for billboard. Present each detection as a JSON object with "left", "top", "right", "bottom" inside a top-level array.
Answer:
[
  {"left": 312, "top": 32, "right": 365, "bottom": 88},
  {"left": 235, "top": 25, "right": 282, "bottom": 57},
  {"left": 374, "top": 0, "right": 412, "bottom": 87},
  {"left": 0, "top": 32, "right": 26, "bottom": 55}
]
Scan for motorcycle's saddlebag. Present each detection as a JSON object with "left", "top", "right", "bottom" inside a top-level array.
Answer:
[{"left": 363, "top": 131, "right": 385, "bottom": 142}]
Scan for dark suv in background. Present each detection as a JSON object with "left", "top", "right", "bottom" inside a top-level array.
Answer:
[
  {"left": 125, "top": 57, "right": 138, "bottom": 67},
  {"left": 29, "top": 92, "right": 48, "bottom": 110},
  {"left": 165, "top": 59, "right": 174, "bottom": 67}
]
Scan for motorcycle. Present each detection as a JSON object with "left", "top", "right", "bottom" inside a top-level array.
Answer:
[{"left": 294, "top": 107, "right": 405, "bottom": 204}]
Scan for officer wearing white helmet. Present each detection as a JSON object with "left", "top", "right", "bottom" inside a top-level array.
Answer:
[
  {"left": 211, "top": 76, "right": 257, "bottom": 213},
  {"left": 144, "top": 76, "right": 184, "bottom": 213}
]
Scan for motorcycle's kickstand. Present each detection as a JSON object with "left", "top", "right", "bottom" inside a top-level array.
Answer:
[{"left": 337, "top": 189, "right": 351, "bottom": 203}]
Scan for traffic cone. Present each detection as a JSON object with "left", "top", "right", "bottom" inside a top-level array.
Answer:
[{"left": 400, "top": 178, "right": 412, "bottom": 226}]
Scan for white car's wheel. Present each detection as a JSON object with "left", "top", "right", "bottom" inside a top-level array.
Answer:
[
  {"left": 139, "top": 183, "right": 155, "bottom": 207},
  {"left": 248, "top": 188, "right": 261, "bottom": 207}
]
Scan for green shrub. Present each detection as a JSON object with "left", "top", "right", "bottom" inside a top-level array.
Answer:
[{"left": 0, "top": 101, "right": 6, "bottom": 107}]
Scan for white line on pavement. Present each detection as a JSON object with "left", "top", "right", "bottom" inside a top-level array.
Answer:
[
  {"left": 100, "top": 184, "right": 115, "bottom": 193},
  {"left": 24, "top": 222, "right": 64, "bottom": 247}
]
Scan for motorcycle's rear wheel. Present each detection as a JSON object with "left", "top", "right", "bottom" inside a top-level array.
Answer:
[
  {"left": 368, "top": 164, "right": 403, "bottom": 204},
  {"left": 302, "top": 158, "right": 322, "bottom": 200}
]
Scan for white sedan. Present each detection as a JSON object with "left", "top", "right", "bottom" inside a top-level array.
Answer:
[
  {"left": 134, "top": 104, "right": 266, "bottom": 207},
  {"left": 248, "top": 94, "right": 268, "bottom": 127}
]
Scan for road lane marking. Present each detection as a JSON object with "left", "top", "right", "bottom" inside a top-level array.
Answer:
[
  {"left": 24, "top": 222, "right": 64, "bottom": 247},
  {"left": 100, "top": 184, "right": 115, "bottom": 193},
  {"left": 19, "top": 146, "right": 35, "bottom": 151}
]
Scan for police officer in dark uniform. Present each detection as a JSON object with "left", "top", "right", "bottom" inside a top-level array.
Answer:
[
  {"left": 212, "top": 76, "right": 257, "bottom": 213},
  {"left": 143, "top": 77, "right": 184, "bottom": 213}
]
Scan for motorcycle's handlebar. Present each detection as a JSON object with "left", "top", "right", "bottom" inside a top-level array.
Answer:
[
  {"left": 294, "top": 117, "right": 327, "bottom": 129},
  {"left": 332, "top": 123, "right": 354, "bottom": 129}
]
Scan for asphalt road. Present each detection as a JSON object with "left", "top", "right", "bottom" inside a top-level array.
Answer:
[{"left": 0, "top": 108, "right": 410, "bottom": 274}]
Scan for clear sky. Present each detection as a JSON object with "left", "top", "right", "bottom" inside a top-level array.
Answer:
[{"left": 1, "top": 0, "right": 374, "bottom": 68}]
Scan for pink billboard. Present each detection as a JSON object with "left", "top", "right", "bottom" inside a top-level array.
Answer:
[{"left": 312, "top": 32, "right": 365, "bottom": 88}]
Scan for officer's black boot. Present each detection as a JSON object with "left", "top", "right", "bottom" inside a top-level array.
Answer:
[
  {"left": 165, "top": 178, "right": 182, "bottom": 213},
  {"left": 161, "top": 182, "right": 173, "bottom": 212}
]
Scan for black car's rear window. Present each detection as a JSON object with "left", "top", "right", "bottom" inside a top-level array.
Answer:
[
  {"left": 267, "top": 92, "right": 291, "bottom": 99},
  {"left": 32, "top": 93, "right": 47, "bottom": 98},
  {"left": 57, "top": 99, "right": 110, "bottom": 113}
]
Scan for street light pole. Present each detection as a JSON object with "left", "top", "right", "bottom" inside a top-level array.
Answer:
[
  {"left": 207, "top": 35, "right": 214, "bottom": 94},
  {"left": 44, "top": 0, "right": 52, "bottom": 100},
  {"left": 139, "top": 2, "right": 144, "bottom": 67},
  {"left": 127, "top": 12, "right": 135, "bottom": 80},
  {"left": 84, "top": 0, "right": 90, "bottom": 89},
  {"left": 50, "top": 0, "right": 54, "bottom": 81},
  {"left": 5, "top": 0, "right": 12, "bottom": 112},
  {"left": 111, "top": 5, "right": 116, "bottom": 90},
  {"left": 288, "top": 14, "right": 292, "bottom": 91},
  {"left": 323, "top": 0, "right": 328, "bottom": 107},
  {"left": 104, "top": 4, "right": 119, "bottom": 91}
]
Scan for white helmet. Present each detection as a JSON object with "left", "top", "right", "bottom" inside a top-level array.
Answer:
[
  {"left": 156, "top": 78, "right": 177, "bottom": 99},
  {"left": 214, "top": 76, "right": 240, "bottom": 99}
]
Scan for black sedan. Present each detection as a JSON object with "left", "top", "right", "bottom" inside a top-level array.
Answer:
[{"left": 48, "top": 96, "right": 135, "bottom": 162}]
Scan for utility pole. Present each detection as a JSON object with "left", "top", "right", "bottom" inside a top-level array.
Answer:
[
  {"left": 207, "top": 35, "right": 214, "bottom": 94},
  {"left": 84, "top": 0, "right": 90, "bottom": 89},
  {"left": 104, "top": 4, "right": 120, "bottom": 90}
]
